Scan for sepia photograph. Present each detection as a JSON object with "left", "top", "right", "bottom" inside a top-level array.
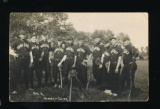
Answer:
[{"left": 9, "top": 12, "right": 148, "bottom": 102}]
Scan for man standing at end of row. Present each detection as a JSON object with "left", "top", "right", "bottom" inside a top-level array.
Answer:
[
  {"left": 10, "top": 30, "right": 33, "bottom": 94},
  {"left": 120, "top": 36, "right": 139, "bottom": 94}
]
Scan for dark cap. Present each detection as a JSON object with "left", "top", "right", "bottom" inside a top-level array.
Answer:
[
  {"left": 57, "top": 36, "right": 63, "bottom": 41},
  {"left": 31, "top": 32, "right": 37, "bottom": 37},
  {"left": 62, "top": 37, "right": 66, "bottom": 40},
  {"left": 105, "top": 39, "right": 110, "bottom": 44},
  {"left": 77, "top": 36, "right": 84, "bottom": 40},
  {"left": 93, "top": 35, "right": 102, "bottom": 39},
  {"left": 109, "top": 36, "right": 116, "bottom": 41},
  {"left": 41, "top": 32, "right": 48, "bottom": 36},
  {"left": 19, "top": 30, "right": 26, "bottom": 35},
  {"left": 66, "top": 36, "right": 73, "bottom": 40},
  {"left": 123, "top": 36, "right": 130, "bottom": 42}
]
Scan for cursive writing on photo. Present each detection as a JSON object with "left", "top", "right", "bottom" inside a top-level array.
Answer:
[{"left": 44, "top": 97, "right": 68, "bottom": 101}]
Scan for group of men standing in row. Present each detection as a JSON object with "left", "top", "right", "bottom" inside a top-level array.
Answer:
[{"left": 9, "top": 29, "right": 139, "bottom": 96}]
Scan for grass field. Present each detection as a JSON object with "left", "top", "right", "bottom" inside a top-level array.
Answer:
[{"left": 9, "top": 60, "right": 149, "bottom": 102}]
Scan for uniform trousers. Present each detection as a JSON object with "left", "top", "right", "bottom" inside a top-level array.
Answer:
[
  {"left": 101, "top": 62, "right": 111, "bottom": 88},
  {"left": 52, "top": 59, "right": 62, "bottom": 85},
  {"left": 120, "top": 62, "right": 137, "bottom": 92},
  {"left": 12, "top": 56, "right": 30, "bottom": 90},
  {"left": 109, "top": 61, "right": 121, "bottom": 93},
  {"left": 29, "top": 57, "right": 42, "bottom": 87},
  {"left": 76, "top": 60, "right": 87, "bottom": 88},
  {"left": 92, "top": 57, "right": 102, "bottom": 86},
  {"left": 63, "top": 57, "right": 74, "bottom": 86},
  {"left": 39, "top": 57, "right": 50, "bottom": 85}
]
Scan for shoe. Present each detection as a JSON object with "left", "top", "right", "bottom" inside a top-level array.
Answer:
[
  {"left": 28, "top": 88, "right": 34, "bottom": 91},
  {"left": 33, "top": 92, "right": 39, "bottom": 96},
  {"left": 104, "top": 89, "right": 111, "bottom": 93},
  {"left": 12, "top": 91, "right": 18, "bottom": 95},
  {"left": 112, "top": 93, "right": 118, "bottom": 97},
  {"left": 54, "top": 84, "right": 57, "bottom": 88},
  {"left": 58, "top": 85, "right": 61, "bottom": 88},
  {"left": 40, "top": 92, "right": 44, "bottom": 96}
]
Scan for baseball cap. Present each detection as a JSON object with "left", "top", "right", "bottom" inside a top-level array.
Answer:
[
  {"left": 41, "top": 32, "right": 48, "bottom": 36},
  {"left": 93, "top": 35, "right": 102, "bottom": 39},
  {"left": 105, "top": 39, "right": 110, "bottom": 44},
  {"left": 31, "top": 33, "right": 37, "bottom": 37},
  {"left": 66, "top": 36, "right": 73, "bottom": 40},
  {"left": 57, "top": 36, "right": 63, "bottom": 41},
  {"left": 19, "top": 30, "right": 26, "bottom": 35},
  {"left": 123, "top": 36, "right": 130, "bottom": 42},
  {"left": 109, "top": 36, "right": 116, "bottom": 41},
  {"left": 77, "top": 36, "right": 84, "bottom": 40}
]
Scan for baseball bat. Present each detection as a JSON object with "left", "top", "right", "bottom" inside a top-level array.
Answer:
[
  {"left": 69, "top": 76, "right": 73, "bottom": 102},
  {"left": 86, "top": 66, "right": 91, "bottom": 90},
  {"left": 62, "top": 80, "right": 70, "bottom": 97},
  {"left": 120, "top": 59, "right": 124, "bottom": 75},
  {"left": 59, "top": 67, "right": 63, "bottom": 88},
  {"left": 128, "top": 62, "right": 133, "bottom": 102}
]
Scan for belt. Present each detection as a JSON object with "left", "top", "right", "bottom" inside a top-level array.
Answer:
[
  {"left": 110, "top": 61, "right": 117, "bottom": 63},
  {"left": 66, "top": 57, "right": 74, "bottom": 59},
  {"left": 18, "top": 55, "right": 29, "bottom": 58},
  {"left": 54, "top": 59, "right": 61, "bottom": 60},
  {"left": 33, "top": 56, "right": 39, "bottom": 58},
  {"left": 93, "top": 56, "right": 101, "bottom": 58},
  {"left": 124, "top": 62, "right": 133, "bottom": 65},
  {"left": 104, "top": 60, "right": 109, "bottom": 63}
]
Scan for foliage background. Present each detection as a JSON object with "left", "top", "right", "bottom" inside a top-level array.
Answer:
[{"left": 9, "top": 12, "right": 148, "bottom": 58}]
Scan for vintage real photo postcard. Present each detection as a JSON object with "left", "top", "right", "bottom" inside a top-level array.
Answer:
[{"left": 9, "top": 12, "right": 148, "bottom": 102}]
